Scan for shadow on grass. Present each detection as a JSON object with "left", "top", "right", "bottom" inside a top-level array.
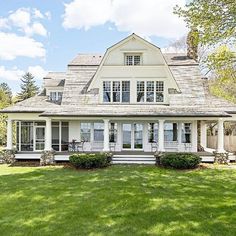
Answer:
[{"left": 0, "top": 165, "right": 236, "bottom": 235}]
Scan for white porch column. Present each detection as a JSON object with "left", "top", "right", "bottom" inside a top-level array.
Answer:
[
  {"left": 6, "top": 118, "right": 13, "bottom": 149},
  {"left": 177, "top": 122, "right": 182, "bottom": 151},
  {"left": 45, "top": 118, "right": 52, "bottom": 151},
  {"left": 158, "top": 119, "right": 165, "bottom": 152},
  {"left": 192, "top": 120, "right": 198, "bottom": 152},
  {"left": 217, "top": 119, "right": 225, "bottom": 153},
  {"left": 103, "top": 119, "right": 110, "bottom": 152},
  {"left": 200, "top": 121, "right": 207, "bottom": 149}
]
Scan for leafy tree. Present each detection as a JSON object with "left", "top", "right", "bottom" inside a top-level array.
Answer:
[
  {"left": 0, "top": 82, "right": 12, "bottom": 104},
  {"left": 174, "top": 0, "right": 236, "bottom": 45},
  {"left": 207, "top": 45, "right": 236, "bottom": 103},
  {"left": 0, "top": 87, "right": 12, "bottom": 146},
  {"left": 174, "top": 0, "right": 236, "bottom": 104},
  {"left": 17, "top": 72, "right": 39, "bottom": 101}
]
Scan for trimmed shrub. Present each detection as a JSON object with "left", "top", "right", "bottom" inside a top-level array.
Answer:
[
  {"left": 160, "top": 153, "right": 201, "bottom": 169},
  {"left": 69, "top": 152, "right": 112, "bottom": 169}
]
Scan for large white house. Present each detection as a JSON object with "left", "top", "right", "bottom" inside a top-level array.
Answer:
[{"left": 2, "top": 34, "right": 236, "bottom": 162}]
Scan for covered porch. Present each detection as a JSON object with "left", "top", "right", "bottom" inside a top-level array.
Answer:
[{"left": 6, "top": 115, "right": 229, "bottom": 156}]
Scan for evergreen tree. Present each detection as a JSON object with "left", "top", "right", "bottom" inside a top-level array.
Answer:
[{"left": 17, "top": 72, "right": 39, "bottom": 101}]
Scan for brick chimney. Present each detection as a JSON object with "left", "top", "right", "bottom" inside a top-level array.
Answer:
[{"left": 187, "top": 29, "right": 199, "bottom": 61}]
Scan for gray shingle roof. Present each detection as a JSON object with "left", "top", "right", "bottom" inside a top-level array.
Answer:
[
  {"left": 68, "top": 54, "right": 103, "bottom": 66},
  {"left": 68, "top": 53, "right": 199, "bottom": 66},
  {"left": 44, "top": 72, "right": 66, "bottom": 87},
  {"left": 2, "top": 53, "right": 236, "bottom": 117},
  {"left": 1, "top": 94, "right": 60, "bottom": 113}
]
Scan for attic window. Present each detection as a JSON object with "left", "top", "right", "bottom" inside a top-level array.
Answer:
[{"left": 125, "top": 54, "right": 141, "bottom": 66}]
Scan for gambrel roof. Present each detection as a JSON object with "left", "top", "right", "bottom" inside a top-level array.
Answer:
[{"left": 1, "top": 34, "right": 236, "bottom": 117}]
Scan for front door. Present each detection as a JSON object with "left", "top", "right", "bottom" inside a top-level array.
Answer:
[
  {"left": 34, "top": 126, "right": 45, "bottom": 151},
  {"left": 122, "top": 123, "right": 143, "bottom": 150}
]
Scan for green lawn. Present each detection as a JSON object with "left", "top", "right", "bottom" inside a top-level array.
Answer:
[{"left": 0, "top": 165, "right": 236, "bottom": 236}]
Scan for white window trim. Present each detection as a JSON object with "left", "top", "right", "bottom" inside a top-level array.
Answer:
[
  {"left": 102, "top": 80, "right": 130, "bottom": 104},
  {"left": 136, "top": 80, "right": 164, "bottom": 103},
  {"left": 125, "top": 53, "right": 142, "bottom": 66},
  {"left": 49, "top": 91, "right": 63, "bottom": 102}
]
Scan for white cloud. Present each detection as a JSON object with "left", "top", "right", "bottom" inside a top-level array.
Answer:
[
  {"left": 0, "top": 66, "right": 24, "bottom": 81},
  {"left": 0, "top": 65, "right": 47, "bottom": 82},
  {"left": 8, "top": 8, "right": 31, "bottom": 29},
  {"left": 1, "top": 8, "right": 48, "bottom": 37},
  {"left": 28, "top": 65, "right": 47, "bottom": 79},
  {"left": 62, "top": 0, "right": 187, "bottom": 39},
  {"left": 33, "top": 9, "right": 44, "bottom": 19},
  {"left": 45, "top": 11, "right": 51, "bottom": 20},
  {"left": 0, "top": 32, "right": 46, "bottom": 60},
  {"left": 25, "top": 22, "right": 47, "bottom": 37},
  {"left": 63, "top": 0, "right": 111, "bottom": 30},
  {"left": 0, "top": 18, "right": 9, "bottom": 29}
]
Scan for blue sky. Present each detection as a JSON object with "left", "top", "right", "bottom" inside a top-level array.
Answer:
[{"left": 0, "top": 0, "right": 187, "bottom": 93}]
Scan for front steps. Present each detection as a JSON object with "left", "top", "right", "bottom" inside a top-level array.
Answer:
[{"left": 112, "top": 154, "right": 156, "bottom": 165}]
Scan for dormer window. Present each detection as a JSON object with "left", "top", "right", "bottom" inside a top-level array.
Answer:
[
  {"left": 125, "top": 54, "right": 141, "bottom": 66},
  {"left": 49, "top": 91, "right": 63, "bottom": 102}
]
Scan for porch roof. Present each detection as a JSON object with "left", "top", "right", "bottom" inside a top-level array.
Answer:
[{"left": 39, "top": 105, "right": 231, "bottom": 118}]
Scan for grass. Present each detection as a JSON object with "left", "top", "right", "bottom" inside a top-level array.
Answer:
[{"left": 0, "top": 164, "right": 236, "bottom": 236}]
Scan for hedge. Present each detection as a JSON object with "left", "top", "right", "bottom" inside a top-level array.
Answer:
[
  {"left": 160, "top": 153, "right": 201, "bottom": 169},
  {"left": 69, "top": 152, "right": 112, "bottom": 169}
]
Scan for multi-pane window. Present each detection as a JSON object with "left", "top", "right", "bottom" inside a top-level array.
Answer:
[
  {"left": 103, "top": 81, "right": 111, "bottom": 102},
  {"left": 80, "top": 123, "right": 91, "bottom": 142},
  {"left": 146, "top": 81, "right": 154, "bottom": 102},
  {"left": 94, "top": 123, "right": 104, "bottom": 142},
  {"left": 156, "top": 81, "right": 164, "bottom": 102},
  {"left": 49, "top": 91, "right": 63, "bottom": 102},
  {"left": 137, "top": 81, "right": 145, "bottom": 102},
  {"left": 182, "top": 123, "right": 191, "bottom": 143},
  {"left": 137, "top": 81, "right": 164, "bottom": 103},
  {"left": 148, "top": 123, "right": 158, "bottom": 143},
  {"left": 122, "top": 81, "right": 130, "bottom": 102},
  {"left": 103, "top": 81, "right": 130, "bottom": 103},
  {"left": 112, "top": 81, "right": 120, "bottom": 102},
  {"left": 125, "top": 55, "right": 141, "bottom": 66},
  {"left": 109, "top": 123, "right": 117, "bottom": 142}
]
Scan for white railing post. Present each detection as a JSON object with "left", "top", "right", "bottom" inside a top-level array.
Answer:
[
  {"left": 45, "top": 118, "right": 52, "bottom": 151},
  {"left": 158, "top": 119, "right": 165, "bottom": 152},
  {"left": 217, "top": 119, "right": 225, "bottom": 153},
  {"left": 6, "top": 118, "right": 13, "bottom": 149},
  {"left": 103, "top": 119, "right": 110, "bottom": 152}
]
